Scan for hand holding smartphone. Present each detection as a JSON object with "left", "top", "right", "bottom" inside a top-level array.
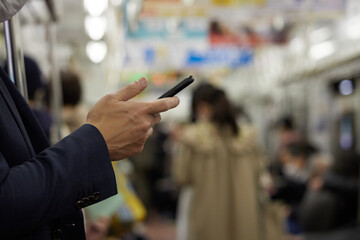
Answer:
[{"left": 158, "top": 76, "right": 194, "bottom": 99}]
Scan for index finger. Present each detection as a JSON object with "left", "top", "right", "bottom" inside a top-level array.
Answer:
[{"left": 146, "top": 97, "right": 180, "bottom": 114}]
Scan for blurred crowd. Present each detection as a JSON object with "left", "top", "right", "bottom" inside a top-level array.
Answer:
[{"left": 16, "top": 55, "right": 360, "bottom": 240}]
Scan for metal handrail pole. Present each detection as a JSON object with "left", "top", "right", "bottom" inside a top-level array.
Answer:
[
  {"left": 4, "top": 21, "right": 15, "bottom": 84},
  {"left": 4, "top": 16, "right": 28, "bottom": 100},
  {"left": 46, "top": 22, "right": 62, "bottom": 142}
]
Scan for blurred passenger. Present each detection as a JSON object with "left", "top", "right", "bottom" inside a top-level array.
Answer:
[
  {"left": 129, "top": 123, "right": 177, "bottom": 219},
  {"left": 129, "top": 131, "right": 158, "bottom": 211},
  {"left": 60, "top": 70, "right": 88, "bottom": 133},
  {"left": 326, "top": 151, "right": 359, "bottom": 228},
  {"left": 269, "top": 116, "right": 302, "bottom": 188},
  {"left": 271, "top": 141, "right": 317, "bottom": 235},
  {"left": 4, "top": 55, "right": 52, "bottom": 138},
  {"left": 276, "top": 116, "right": 302, "bottom": 149},
  {"left": 173, "top": 83, "right": 264, "bottom": 240},
  {"left": 300, "top": 150, "right": 360, "bottom": 236},
  {"left": 234, "top": 105, "right": 251, "bottom": 125}
]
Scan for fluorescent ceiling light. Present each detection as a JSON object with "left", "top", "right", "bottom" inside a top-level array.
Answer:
[
  {"left": 345, "top": 16, "right": 360, "bottom": 39},
  {"left": 310, "top": 27, "right": 331, "bottom": 43},
  {"left": 84, "top": 0, "right": 109, "bottom": 17},
  {"left": 85, "top": 16, "right": 107, "bottom": 41},
  {"left": 309, "top": 41, "right": 335, "bottom": 60},
  {"left": 86, "top": 41, "right": 108, "bottom": 63},
  {"left": 289, "top": 37, "right": 305, "bottom": 53}
]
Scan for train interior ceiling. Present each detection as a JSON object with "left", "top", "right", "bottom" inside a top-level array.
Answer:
[{"left": 2, "top": 0, "right": 360, "bottom": 239}]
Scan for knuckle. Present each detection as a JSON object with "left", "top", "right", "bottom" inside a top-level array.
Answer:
[
  {"left": 165, "top": 101, "right": 171, "bottom": 110},
  {"left": 158, "top": 101, "right": 168, "bottom": 111},
  {"left": 131, "top": 103, "right": 147, "bottom": 117},
  {"left": 127, "top": 83, "right": 140, "bottom": 94},
  {"left": 103, "top": 94, "right": 113, "bottom": 101},
  {"left": 154, "top": 113, "right": 161, "bottom": 123},
  {"left": 138, "top": 145, "right": 145, "bottom": 153},
  {"left": 135, "top": 143, "right": 145, "bottom": 153},
  {"left": 147, "top": 128, "right": 154, "bottom": 137},
  {"left": 86, "top": 111, "right": 93, "bottom": 120},
  {"left": 147, "top": 102, "right": 159, "bottom": 114},
  {"left": 144, "top": 121, "right": 152, "bottom": 129},
  {"left": 137, "top": 105, "right": 148, "bottom": 115},
  {"left": 138, "top": 123, "right": 150, "bottom": 134},
  {"left": 139, "top": 132, "right": 149, "bottom": 142}
]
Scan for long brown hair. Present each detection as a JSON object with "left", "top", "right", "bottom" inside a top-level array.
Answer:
[{"left": 191, "top": 83, "right": 239, "bottom": 136}]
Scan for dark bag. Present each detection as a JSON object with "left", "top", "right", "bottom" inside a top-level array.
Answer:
[{"left": 298, "top": 189, "right": 338, "bottom": 232}]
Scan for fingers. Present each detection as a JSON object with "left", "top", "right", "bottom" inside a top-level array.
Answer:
[
  {"left": 113, "top": 77, "right": 148, "bottom": 101},
  {"left": 143, "top": 114, "right": 159, "bottom": 139},
  {"left": 146, "top": 97, "right": 180, "bottom": 115},
  {"left": 133, "top": 114, "right": 159, "bottom": 142},
  {"left": 150, "top": 113, "right": 161, "bottom": 125},
  {"left": 146, "top": 127, "right": 154, "bottom": 138},
  {"left": 140, "top": 114, "right": 160, "bottom": 141}
]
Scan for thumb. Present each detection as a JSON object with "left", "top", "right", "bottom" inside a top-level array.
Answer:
[{"left": 114, "top": 77, "right": 148, "bottom": 101}]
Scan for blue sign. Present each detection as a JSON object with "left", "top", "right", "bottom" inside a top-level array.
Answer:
[{"left": 186, "top": 48, "right": 253, "bottom": 68}]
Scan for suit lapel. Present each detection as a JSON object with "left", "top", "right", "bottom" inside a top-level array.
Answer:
[{"left": 0, "top": 68, "right": 50, "bottom": 154}]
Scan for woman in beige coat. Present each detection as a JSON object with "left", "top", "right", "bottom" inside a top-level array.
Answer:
[{"left": 173, "top": 84, "right": 264, "bottom": 240}]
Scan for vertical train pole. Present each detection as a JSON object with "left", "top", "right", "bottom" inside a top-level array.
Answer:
[
  {"left": 46, "top": 22, "right": 63, "bottom": 142},
  {"left": 4, "top": 16, "right": 28, "bottom": 100}
]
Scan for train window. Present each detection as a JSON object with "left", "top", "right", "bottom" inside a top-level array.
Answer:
[
  {"left": 339, "top": 113, "right": 355, "bottom": 150},
  {"left": 330, "top": 78, "right": 356, "bottom": 96}
]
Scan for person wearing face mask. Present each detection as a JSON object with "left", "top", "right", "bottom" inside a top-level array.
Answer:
[
  {"left": 0, "top": 2, "right": 180, "bottom": 239},
  {"left": 268, "top": 117, "right": 302, "bottom": 187},
  {"left": 271, "top": 141, "right": 317, "bottom": 236}
]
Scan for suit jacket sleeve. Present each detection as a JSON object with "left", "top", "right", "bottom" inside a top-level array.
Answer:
[{"left": 0, "top": 124, "right": 117, "bottom": 235}]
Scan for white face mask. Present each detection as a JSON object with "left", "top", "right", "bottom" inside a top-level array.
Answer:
[
  {"left": 284, "top": 163, "right": 309, "bottom": 182},
  {"left": 284, "top": 163, "right": 298, "bottom": 178},
  {"left": 0, "top": 0, "right": 28, "bottom": 22}
]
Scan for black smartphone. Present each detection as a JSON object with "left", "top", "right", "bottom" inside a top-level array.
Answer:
[{"left": 158, "top": 76, "right": 194, "bottom": 99}]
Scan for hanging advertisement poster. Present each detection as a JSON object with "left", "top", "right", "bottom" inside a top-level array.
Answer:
[
  {"left": 267, "top": 0, "right": 306, "bottom": 9},
  {"left": 186, "top": 47, "right": 254, "bottom": 68},
  {"left": 126, "top": 18, "right": 208, "bottom": 40},
  {"left": 267, "top": 0, "right": 345, "bottom": 12},
  {"left": 310, "top": 0, "right": 346, "bottom": 11},
  {"left": 209, "top": 20, "right": 266, "bottom": 47},
  {"left": 212, "top": 0, "right": 265, "bottom": 6},
  {"left": 140, "top": 2, "right": 207, "bottom": 18},
  {"left": 123, "top": 40, "right": 254, "bottom": 71},
  {"left": 126, "top": 0, "right": 208, "bottom": 39}
]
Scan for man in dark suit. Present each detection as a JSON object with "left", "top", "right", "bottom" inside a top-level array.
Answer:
[{"left": 0, "top": 2, "right": 180, "bottom": 239}]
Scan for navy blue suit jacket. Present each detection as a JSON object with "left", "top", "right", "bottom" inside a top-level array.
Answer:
[{"left": 0, "top": 67, "right": 117, "bottom": 239}]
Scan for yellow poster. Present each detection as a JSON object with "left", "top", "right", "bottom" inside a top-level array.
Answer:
[{"left": 212, "top": 0, "right": 236, "bottom": 5}]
